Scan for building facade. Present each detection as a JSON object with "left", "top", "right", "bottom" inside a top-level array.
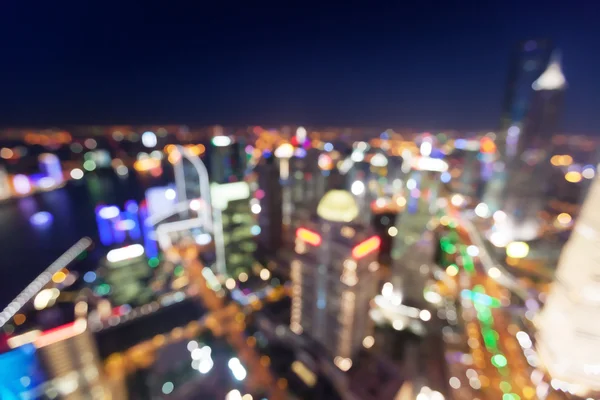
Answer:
[
  {"left": 291, "top": 190, "right": 380, "bottom": 369},
  {"left": 536, "top": 174, "right": 600, "bottom": 397}
]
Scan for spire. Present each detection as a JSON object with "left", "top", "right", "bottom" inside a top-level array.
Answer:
[{"left": 532, "top": 51, "right": 567, "bottom": 91}]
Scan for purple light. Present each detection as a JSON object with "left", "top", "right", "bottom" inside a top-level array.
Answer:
[
  {"left": 125, "top": 200, "right": 139, "bottom": 213},
  {"left": 294, "top": 148, "right": 307, "bottom": 158},
  {"left": 115, "top": 219, "right": 135, "bottom": 231},
  {"left": 13, "top": 174, "right": 31, "bottom": 195},
  {"left": 30, "top": 211, "right": 53, "bottom": 226}
]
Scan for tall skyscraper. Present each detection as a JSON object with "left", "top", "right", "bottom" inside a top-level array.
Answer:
[
  {"left": 211, "top": 181, "right": 256, "bottom": 278},
  {"left": 536, "top": 174, "right": 600, "bottom": 397},
  {"left": 484, "top": 39, "right": 554, "bottom": 212},
  {"left": 291, "top": 190, "right": 380, "bottom": 370},
  {"left": 501, "top": 54, "right": 567, "bottom": 241},
  {"left": 255, "top": 158, "right": 283, "bottom": 255},
  {"left": 498, "top": 39, "right": 555, "bottom": 161},
  {"left": 209, "top": 135, "right": 235, "bottom": 184}
]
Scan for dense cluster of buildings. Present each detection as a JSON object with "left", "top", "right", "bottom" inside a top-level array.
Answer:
[{"left": 0, "top": 38, "right": 598, "bottom": 400}]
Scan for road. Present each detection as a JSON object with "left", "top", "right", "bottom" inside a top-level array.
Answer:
[{"left": 436, "top": 208, "right": 566, "bottom": 400}]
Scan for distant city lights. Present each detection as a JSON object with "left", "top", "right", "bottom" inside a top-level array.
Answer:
[
  {"left": 212, "top": 135, "right": 232, "bottom": 147},
  {"left": 350, "top": 180, "right": 365, "bottom": 196},
  {"left": 370, "top": 153, "right": 388, "bottom": 167},
  {"left": 556, "top": 213, "right": 572, "bottom": 225},
  {"left": 228, "top": 357, "right": 247, "bottom": 381},
  {"left": 506, "top": 241, "right": 529, "bottom": 259},
  {"left": 83, "top": 160, "right": 96, "bottom": 171},
  {"left": 317, "top": 154, "right": 334, "bottom": 170},
  {"left": 13, "top": 174, "right": 31, "bottom": 195},
  {"left": 420, "top": 141, "right": 432, "bottom": 157},
  {"left": 582, "top": 165, "right": 596, "bottom": 179},
  {"left": 565, "top": 171, "right": 582, "bottom": 183},
  {"left": 29, "top": 211, "right": 53, "bottom": 227},
  {"left": 165, "top": 188, "right": 177, "bottom": 200},
  {"left": 70, "top": 168, "right": 84, "bottom": 180},
  {"left": 97, "top": 205, "right": 120, "bottom": 219},
  {"left": 474, "top": 203, "right": 490, "bottom": 218},
  {"left": 141, "top": 131, "right": 157, "bottom": 148}
]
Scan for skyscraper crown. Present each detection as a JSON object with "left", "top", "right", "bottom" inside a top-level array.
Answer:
[{"left": 532, "top": 51, "right": 567, "bottom": 91}]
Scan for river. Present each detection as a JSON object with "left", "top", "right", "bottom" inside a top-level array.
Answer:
[{"left": 0, "top": 170, "right": 169, "bottom": 308}]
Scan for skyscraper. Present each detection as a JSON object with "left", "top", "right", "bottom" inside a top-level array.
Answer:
[
  {"left": 291, "top": 190, "right": 380, "bottom": 370},
  {"left": 500, "top": 54, "right": 567, "bottom": 241},
  {"left": 211, "top": 181, "right": 256, "bottom": 278},
  {"left": 255, "top": 158, "right": 283, "bottom": 255},
  {"left": 483, "top": 39, "right": 554, "bottom": 212},
  {"left": 536, "top": 174, "right": 600, "bottom": 397},
  {"left": 498, "top": 39, "right": 555, "bottom": 161}
]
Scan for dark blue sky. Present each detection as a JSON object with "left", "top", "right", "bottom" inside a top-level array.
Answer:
[{"left": 0, "top": 1, "right": 598, "bottom": 132}]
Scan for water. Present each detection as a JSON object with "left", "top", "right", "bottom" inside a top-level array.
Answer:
[{"left": 0, "top": 170, "right": 169, "bottom": 308}]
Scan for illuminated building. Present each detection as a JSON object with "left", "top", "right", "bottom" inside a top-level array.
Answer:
[
  {"left": 0, "top": 166, "right": 10, "bottom": 199},
  {"left": 210, "top": 135, "right": 235, "bottom": 184},
  {"left": 536, "top": 175, "right": 600, "bottom": 396},
  {"left": 500, "top": 53, "right": 566, "bottom": 240},
  {"left": 484, "top": 39, "right": 554, "bottom": 212},
  {"left": 291, "top": 190, "right": 379, "bottom": 366},
  {"left": 498, "top": 39, "right": 555, "bottom": 160},
  {"left": 255, "top": 158, "right": 283, "bottom": 254},
  {"left": 38, "top": 153, "right": 63, "bottom": 185},
  {"left": 34, "top": 320, "right": 111, "bottom": 399},
  {"left": 211, "top": 181, "right": 256, "bottom": 277}
]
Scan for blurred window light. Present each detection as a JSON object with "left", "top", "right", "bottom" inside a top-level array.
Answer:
[
  {"left": 70, "top": 168, "right": 84, "bottom": 180},
  {"left": 97, "top": 205, "right": 120, "bottom": 219},
  {"left": 370, "top": 153, "right": 388, "bottom": 167},
  {"left": 350, "top": 180, "right": 365, "bottom": 195},
  {"left": 506, "top": 241, "right": 529, "bottom": 259},
  {"left": 582, "top": 165, "right": 595, "bottom": 179},
  {"left": 565, "top": 171, "right": 582, "bottom": 183},
  {"left": 474, "top": 203, "right": 490, "bottom": 218}
]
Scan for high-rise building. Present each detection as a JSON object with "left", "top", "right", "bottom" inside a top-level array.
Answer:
[
  {"left": 209, "top": 136, "right": 235, "bottom": 184},
  {"left": 484, "top": 39, "right": 554, "bottom": 212},
  {"left": 291, "top": 190, "right": 380, "bottom": 369},
  {"left": 536, "top": 174, "right": 600, "bottom": 397},
  {"left": 211, "top": 182, "right": 256, "bottom": 277},
  {"left": 498, "top": 39, "right": 555, "bottom": 161},
  {"left": 35, "top": 320, "right": 110, "bottom": 399},
  {"left": 255, "top": 158, "right": 283, "bottom": 255},
  {"left": 501, "top": 54, "right": 567, "bottom": 241}
]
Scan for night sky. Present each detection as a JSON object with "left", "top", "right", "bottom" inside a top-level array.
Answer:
[{"left": 1, "top": 1, "right": 598, "bottom": 132}]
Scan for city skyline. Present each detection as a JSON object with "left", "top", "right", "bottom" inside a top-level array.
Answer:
[{"left": 0, "top": 2, "right": 598, "bottom": 132}]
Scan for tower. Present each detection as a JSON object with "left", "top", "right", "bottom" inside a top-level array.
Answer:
[
  {"left": 536, "top": 174, "right": 600, "bottom": 396},
  {"left": 483, "top": 39, "right": 554, "bottom": 212},
  {"left": 501, "top": 53, "right": 566, "bottom": 240},
  {"left": 498, "top": 39, "right": 555, "bottom": 161},
  {"left": 255, "top": 158, "right": 283, "bottom": 255},
  {"left": 291, "top": 190, "right": 380, "bottom": 369}
]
